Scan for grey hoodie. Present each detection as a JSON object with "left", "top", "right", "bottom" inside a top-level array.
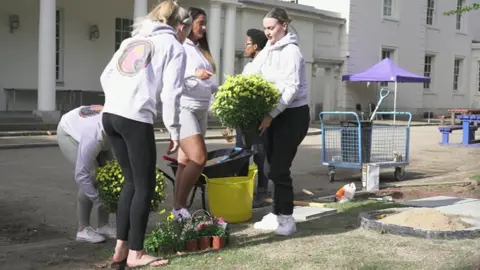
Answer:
[
  {"left": 244, "top": 31, "right": 308, "bottom": 118},
  {"left": 181, "top": 38, "right": 218, "bottom": 110},
  {"left": 100, "top": 20, "right": 186, "bottom": 140}
]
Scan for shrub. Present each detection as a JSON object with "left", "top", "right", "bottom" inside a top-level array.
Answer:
[
  {"left": 96, "top": 160, "right": 166, "bottom": 213},
  {"left": 144, "top": 212, "right": 184, "bottom": 254},
  {"left": 211, "top": 74, "right": 280, "bottom": 129}
]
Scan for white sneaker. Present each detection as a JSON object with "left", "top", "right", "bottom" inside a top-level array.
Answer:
[
  {"left": 275, "top": 215, "right": 296, "bottom": 236},
  {"left": 96, "top": 224, "right": 116, "bottom": 239},
  {"left": 76, "top": 226, "right": 106, "bottom": 243},
  {"left": 253, "top": 213, "right": 278, "bottom": 231},
  {"left": 172, "top": 208, "right": 191, "bottom": 221}
]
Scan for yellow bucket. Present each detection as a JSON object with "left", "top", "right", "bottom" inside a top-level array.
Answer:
[{"left": 206, "top": 165, "right": 257, "bottom": 223}]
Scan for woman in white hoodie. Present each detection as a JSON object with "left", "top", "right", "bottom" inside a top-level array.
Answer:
[
  {"left": 244, "top": 8, "right": 310, "bottom": 236},
  {"left": 99, "top": 0, "right": 192, "bottom": 268},
  {"left": 171, "top": 7, "right": 218, "bottom": 220}
]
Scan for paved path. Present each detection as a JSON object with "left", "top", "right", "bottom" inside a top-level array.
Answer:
[{"left": 0, "top": 128, "right": 322, "bottom": 150}]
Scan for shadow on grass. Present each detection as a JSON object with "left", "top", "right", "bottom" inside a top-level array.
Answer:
[
  {"left": 227, "top": 200, "right": 403, "bottom": 248},
  {"left": 159, "top": 200, "right": 403, "bottom": 266}
]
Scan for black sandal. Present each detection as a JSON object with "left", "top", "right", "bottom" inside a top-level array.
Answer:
[{"left": 110, "top": 258, "right": 127, "bottom": 269}]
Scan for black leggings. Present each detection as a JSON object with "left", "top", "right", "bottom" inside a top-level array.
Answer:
[
  {"left": 263, "top": 105, "right": 310, "bottom": 216},
  {"left": 102, "top": 113, "right": 156, "bottom": 251}
]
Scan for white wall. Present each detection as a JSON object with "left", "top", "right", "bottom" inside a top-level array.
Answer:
[
  {"left": 470, "top": 44, "right": 480, "bottom": 106},
  {"left": 0, "top": 0, "right": 145, "bottom": 111},
  {"left": 422, "top": 0, "right": 474, "bottom": 113},
  {"left": 468, "top": 0, "right": 480, "bottom": 41}
]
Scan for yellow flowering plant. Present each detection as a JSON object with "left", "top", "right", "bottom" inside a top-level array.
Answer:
[
  {"left": 96, "top": 160, "right": 166, "bottom": 213},
  {"left": 211, "top": 74, "right": 280, "bottom": 129},
  {"left": 144, "top": 211, "right": 184, "bottom": 253}
]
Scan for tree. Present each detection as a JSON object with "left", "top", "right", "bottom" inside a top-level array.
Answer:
[{"left": 444, "top": 3, "right": 480, "bottom": 15}]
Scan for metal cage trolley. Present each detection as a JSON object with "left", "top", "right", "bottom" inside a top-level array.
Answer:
[{"left": 319, "top": 111, "right": 412, "bottom": 182}]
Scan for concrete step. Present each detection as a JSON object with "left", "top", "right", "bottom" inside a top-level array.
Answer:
[{"left": 0, "top": 114, "right": 43, "bottom": 124}]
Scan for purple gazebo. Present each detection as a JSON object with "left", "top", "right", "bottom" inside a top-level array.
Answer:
[{"left": 342, "top": 58, "right": 430, "bottom": 122}]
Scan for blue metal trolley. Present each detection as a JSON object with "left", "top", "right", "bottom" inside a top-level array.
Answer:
[{"left": 319, "top": 111, "right": 412, "bottom": 182}]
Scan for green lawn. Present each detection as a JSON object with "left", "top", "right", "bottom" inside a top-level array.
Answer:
[{"left": 138, "top": 201, "right": 480, "bottom": 269}]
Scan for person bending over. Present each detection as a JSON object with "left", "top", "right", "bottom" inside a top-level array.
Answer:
[{"left": 57, "top": 105, "right": 116, "bottom": 244}]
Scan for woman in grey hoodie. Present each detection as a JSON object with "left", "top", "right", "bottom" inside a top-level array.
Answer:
[
  {"left": 244, "top": 8, "right": 310, "bottom": 237},
  {"left": 99, "top": 0, "right": 192, "bottom": 268},
  {"left": 171, "top": 7, "right": 218, "bottom": 220}
]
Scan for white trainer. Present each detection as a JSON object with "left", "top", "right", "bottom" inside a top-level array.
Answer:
[
  {"left": 275, "top": 215, "right": 296, "bottom": 236},
  {"left": 96, "top": 224, "right": 117, "bottom": 239},
  {"left": 253, "top": 213, "right": 278, "bottom": 231},
  {"left": 76, "top": 226, "right": 106, "bottom": 243},
  {"left": 172, "top": 208, "right": 191, "bottom": 221}
]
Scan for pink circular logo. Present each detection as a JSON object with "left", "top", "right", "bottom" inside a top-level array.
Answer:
[
  {"left": 117, "top": 40, "right": 155, "bottom": 76},
  {"left": 79, "top": 105, "right": 103, "bottom": 118}
]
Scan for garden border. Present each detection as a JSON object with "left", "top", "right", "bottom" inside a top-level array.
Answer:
[{"left": 358, "top": 207, "right": 480, "bottom": 240}]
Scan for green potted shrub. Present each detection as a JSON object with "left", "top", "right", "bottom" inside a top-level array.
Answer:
[
  {"left": 96, "top": 160, "right": 166, "bottom": 212},
  {"left": 211, "top": 74, "right": 280, "bottom": 146}
]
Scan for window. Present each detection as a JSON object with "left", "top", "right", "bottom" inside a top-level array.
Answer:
[
  {"left": 383, "top": 0, "right": 393, "bottom": 16},
  {"left": 115, "top": 18, "right": 133, "bottom": 51},
  {"left": 477, "top": 61, "right": 480, "bottom": 92},
  {"left": 423, "top": 55, "right": 434, "bottom": 89},
  {"left": 453, "top": 58, "right": 462, "bottom": 91},
  {"left": 456, "top": 0, "right": 464, "bottom": 30},
  {"left": 426, "top": 0, "right": 435, "bottom": 25},
  {"left": 56, "top": 9, "right": 63, "bottom": 82},
  {"left": 380, "top": 48, "right": 395, "bottom": 86}
]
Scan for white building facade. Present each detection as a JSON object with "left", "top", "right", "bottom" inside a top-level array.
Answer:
[
  {"left": 0, "top": 0, "right": 345, "bottom": 123},
  {"left": 300, "top": 0, "right": 480, "bottom": 117}
]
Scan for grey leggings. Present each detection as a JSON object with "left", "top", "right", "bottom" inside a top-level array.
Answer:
[{"left": 57, "top": 126, "right": 110, "bottom": 228}]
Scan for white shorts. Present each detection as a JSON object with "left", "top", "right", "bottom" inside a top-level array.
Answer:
[{"left": 179, "top": 107, "right": 208, "bottom": 140}]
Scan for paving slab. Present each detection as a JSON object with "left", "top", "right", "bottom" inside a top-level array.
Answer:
[
  {"left": 401, "top": 196, "right": 479, "bottom": 208},
  {"left": 401, "top": 196, "right": 480, "bottom": 218},
  {"left": 436, "top": 201, "right": 480, "bottom": 218},
  {"left": 292, "top": 206, "right": 337, "bottom": 221}
]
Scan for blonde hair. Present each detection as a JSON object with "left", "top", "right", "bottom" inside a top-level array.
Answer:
[
  {"left": 264, "top": 7, "right": 299, "bottom": 38},
  {"left": 132, "top": 0, "right": 192, "bottom": 35}
]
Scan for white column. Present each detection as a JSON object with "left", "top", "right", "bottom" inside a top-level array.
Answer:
[
  {"left": 222, "top": 3, "right": 237, "bottom": 82},
  {"left": 37, "top": 0, "right": 56, "bottom": 111},
  {"left": 323, "top": 67, "right": 334, "bottom": 110},
  {"left": 208, "top": 1, "right": 222, "bottom": 84},
  {"left": 134, "top": 0, "right": 148, "bottom": 22}
]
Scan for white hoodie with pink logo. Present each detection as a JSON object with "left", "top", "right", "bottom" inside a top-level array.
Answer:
[{"left": 100, "top": 20, "right": 186, "bottom": 140}]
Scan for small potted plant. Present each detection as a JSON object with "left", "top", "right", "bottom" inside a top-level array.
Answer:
[
  {"left": 144, "top": 212, "right": 183, "bottom": 254},
  {"left": 195, "top": 216, "right": 213, "bottom": 250},
  {"left": 181, "top": 219, "right": 199, "bottom": 252},
  {"left": 212, "top": 217, "right": 228, "bottom": 250},
  {"left": 144, "top": 221, "right": 174, "bottom": 254}
]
